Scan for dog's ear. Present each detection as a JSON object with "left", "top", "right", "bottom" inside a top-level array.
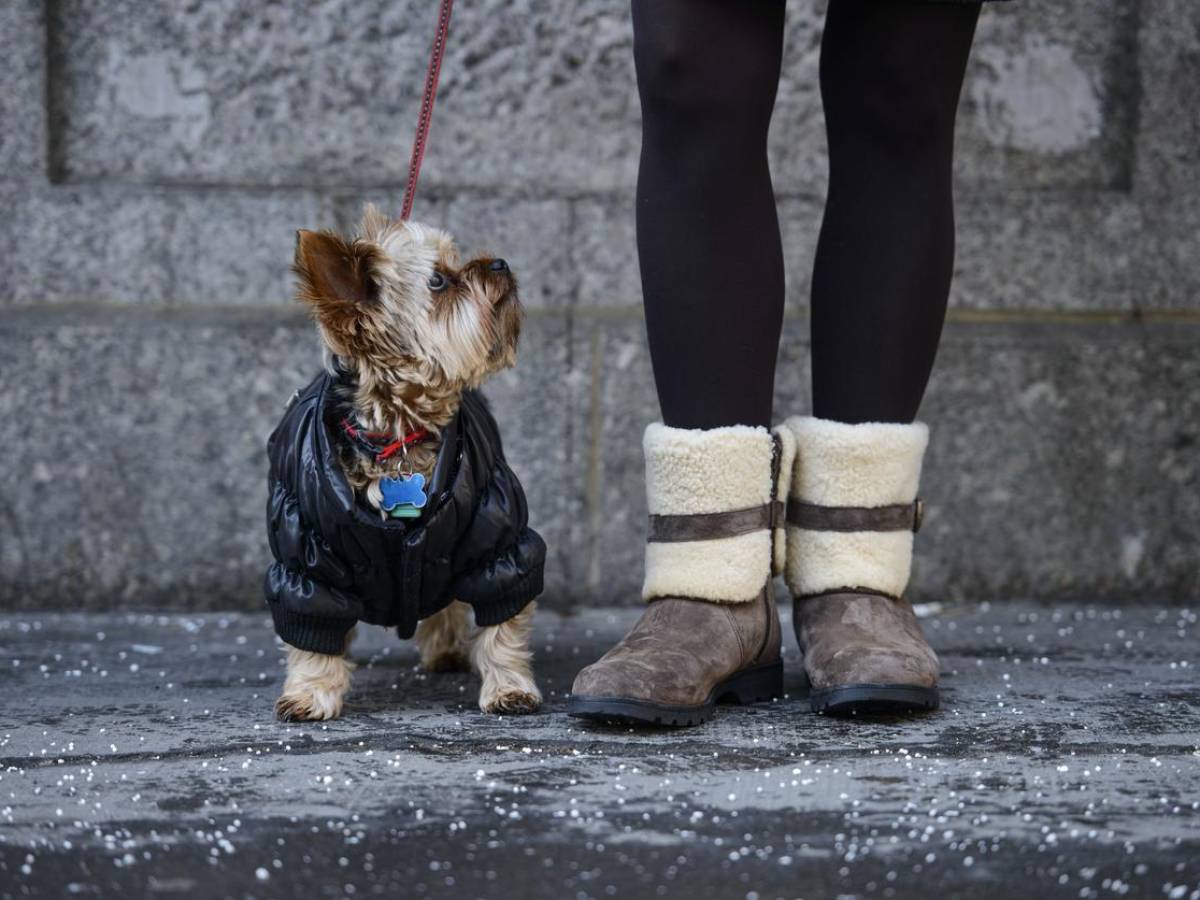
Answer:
[{"left": 293, "top": 230, "right": 379, "bottom": 328}]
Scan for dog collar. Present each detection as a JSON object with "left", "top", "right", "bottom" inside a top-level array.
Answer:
[{"left": 340, "top": 418, "right": 431, "bottom": 463}]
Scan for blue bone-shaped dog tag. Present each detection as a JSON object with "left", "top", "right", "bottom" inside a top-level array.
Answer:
[{"left": 380, "top": 473, "right": 428, "bottom": 517}]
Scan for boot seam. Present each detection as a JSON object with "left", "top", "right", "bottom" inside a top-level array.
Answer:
[
  {"left": 754, "top": 584, "right": 779, "bottom": 665},
  {"left": 795, "top": 587, "right": 903, "bottom": 603},
  {"left": 755, "top": 433, "right": 782, "bottom": 663},
  {"left": 768, "top": 433, "right": 781, "bottom": 574},
  {"left": 723, "top": 604, "right": 749, "bottom": 663}
]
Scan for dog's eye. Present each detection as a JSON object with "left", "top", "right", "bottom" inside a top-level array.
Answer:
[{"left": 428, "top": 272, "right": 448, "bottom": 292}]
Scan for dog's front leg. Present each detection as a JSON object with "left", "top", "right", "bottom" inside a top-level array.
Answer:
[
  {"left": 471, "top": 603, "right": 542, "bottom": 714},
  {"left": 415, "top": 601, "right": 472, "bottom": 672},
  {"left": 275, "top": 629, "right": 356, "bottom": 721}
]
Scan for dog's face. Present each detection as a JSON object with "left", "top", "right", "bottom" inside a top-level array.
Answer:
[{"left": 293, "top": 205, "right": 522, "bottom": 389}]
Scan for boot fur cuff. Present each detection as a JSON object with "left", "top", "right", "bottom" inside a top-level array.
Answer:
[
  {"left": 783, "top": 416, "right": 928, "bottom": 599},
  {"left": 641, "top": 423, "right": 783, "bottom": 604}
]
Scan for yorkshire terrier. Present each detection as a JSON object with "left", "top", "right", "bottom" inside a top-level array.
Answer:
[{"left": 273, "top": 204, "right": 541, "bottom": 720}]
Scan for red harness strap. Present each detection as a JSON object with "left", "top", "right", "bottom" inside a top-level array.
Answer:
[
  {"left": 340, "top": 419, "right": 431, "bottom": 463},
  {"left": 400, "top": 0, "right": 455, "bottom": 221}
]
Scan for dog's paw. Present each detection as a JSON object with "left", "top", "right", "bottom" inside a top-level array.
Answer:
[
  {"left": 479, "top": 683, "right": 542, "bottom": 715},
  {"left": 275, "top": 685, "right": 345, "bottom": 722},
  {"left": 277, "top": 646, "right": 353, "bottom": 722},
  {"left": 420, "top": 649, "right": 471, "bottom": 673}
]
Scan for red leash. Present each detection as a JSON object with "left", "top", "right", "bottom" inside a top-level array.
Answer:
[
  {"left": 341, "top": 6, "right": 448, "bottom": 463},
  {"left": 400, "top": 0, "right": 454, "bottom": 221}
]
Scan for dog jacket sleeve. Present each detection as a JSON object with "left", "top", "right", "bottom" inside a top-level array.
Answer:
[{"left": 262, "top": 374, "right": 363, "bottom": 654}]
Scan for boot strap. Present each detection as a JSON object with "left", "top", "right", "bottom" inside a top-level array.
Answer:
[
  {"left": 648, "top": 501, "right": 785, "bottom": 543},
  {"left": 786, "top": 499, "right": 924, "bottom": 534}
]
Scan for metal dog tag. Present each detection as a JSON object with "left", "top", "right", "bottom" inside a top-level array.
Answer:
[{"left": 380, "top": 472, "right": 428, "bottom": 518}]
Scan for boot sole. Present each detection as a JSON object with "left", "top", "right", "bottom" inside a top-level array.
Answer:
[
  {"left": 810, "top": 683, "right": 939, "bottom": 715},
  {"left": 566, "top": 659, "right": 783, "bottom": 728}
]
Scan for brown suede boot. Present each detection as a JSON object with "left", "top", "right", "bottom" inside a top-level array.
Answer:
[
  {"left": 783, "top": 416, "right": 940, "bottom": 715},
  {"left": 568, "top": 422, "right": 795, "bottom": 727}
]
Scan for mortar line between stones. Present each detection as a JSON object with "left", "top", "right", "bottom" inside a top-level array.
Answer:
[
  {"left": 29, "top": 182, "right": 1145, "bottom": 204},
  {"left": 562, "top": 199, "right": 579, "bottom": 589},
  {"left": 4, "top": 304, "right": 1200, "bottom": 327},
  {"left": 41, "top": 0, "right": 64, "bottom": 184},
  {"left": 1117, "top": 0, "right": 1145, "bottom": 196},
  {"left": 584, "top": 324, "right": 604, "bottom": 594}
]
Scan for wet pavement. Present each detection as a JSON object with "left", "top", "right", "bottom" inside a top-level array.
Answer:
[{"left": 1, "top": 601, "right": 1197, "bottom": 900}]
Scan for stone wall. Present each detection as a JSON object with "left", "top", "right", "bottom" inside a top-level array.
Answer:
[{"left": 2, "top": 0, "right": 1197, "bottom": 611}]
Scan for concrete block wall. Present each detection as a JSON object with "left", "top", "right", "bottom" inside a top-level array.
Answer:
[{"left": 1, "top": 0, "right": 1197, "bottom": 611}]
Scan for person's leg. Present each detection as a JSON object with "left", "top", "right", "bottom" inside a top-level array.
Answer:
[
  {"left": 811, "top": 0, "right": 980, "bottom": 424},
  {"left": 782, "top": 0, "right": 982, "bottom": 715},
  {"left": 569, "top": 2, "right": 792, "bottom": 727},
  {"left": 633, "top": 0, "right": 787, "bottom": 429}
]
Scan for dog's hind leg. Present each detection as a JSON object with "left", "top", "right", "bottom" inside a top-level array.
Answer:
[
  {"left": 472, "top": 603, "right": 542, "bottom": 714},
  {"left": 416, "top": 602, "right": 472, "bottom": 672},
  {"left": 275, "top": 629, "right": 356, "bottom": 721}
]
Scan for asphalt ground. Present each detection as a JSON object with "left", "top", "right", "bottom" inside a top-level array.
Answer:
[{"left": 1, "top": 601, "right": 1197, "bottom": 899}]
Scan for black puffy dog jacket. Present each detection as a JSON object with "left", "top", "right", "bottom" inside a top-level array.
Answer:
[{"left": 263, "top": 371, "right": 546, "bottom": 653}]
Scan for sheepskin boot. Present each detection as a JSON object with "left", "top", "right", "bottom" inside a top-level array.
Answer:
[
  {"left": 568, "top": 422, "right": 796, "bottom": 727},
  {"left": 783, "top": 416, "right": 939, "bottom": 714}
]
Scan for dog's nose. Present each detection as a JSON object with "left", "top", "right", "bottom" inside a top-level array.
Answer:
[{"left": 489, "top": 258, "right": 509, "bottom": 272}]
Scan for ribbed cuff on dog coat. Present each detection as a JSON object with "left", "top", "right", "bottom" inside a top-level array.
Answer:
[
  {"left": 783, "top": 415, "right": 928, "bottom": 600},
  {"left": 641, "top": 422, "right": 795, "bottom": 604}
]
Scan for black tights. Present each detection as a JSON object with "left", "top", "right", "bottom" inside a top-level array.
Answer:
[{"left": 633, "top": 0, "right": 981, "bottom": 427}]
